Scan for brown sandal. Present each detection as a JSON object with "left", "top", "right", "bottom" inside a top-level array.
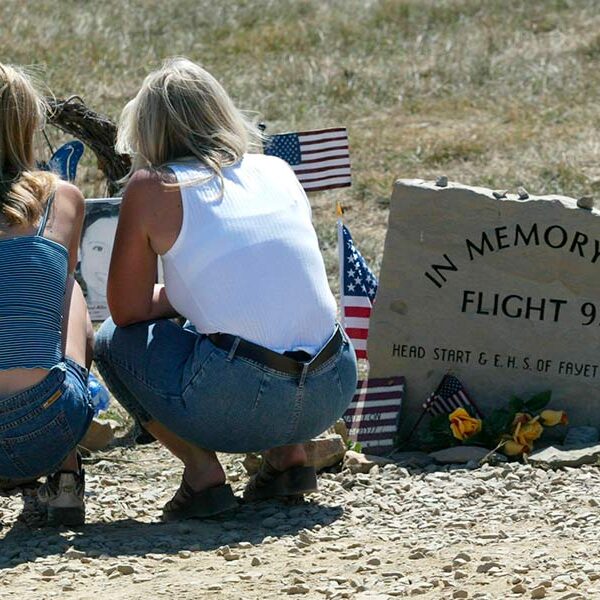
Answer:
[
  {"left": 162, "top": 480, "right": 239, "bottom": 521},
  {"left": 243, "top": 461, "right": 318, "bottom": 503}
]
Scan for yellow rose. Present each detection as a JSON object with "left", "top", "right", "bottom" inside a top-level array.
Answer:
[
  {"left": 540, "top": 410, "right": 568, "bottom": 427},
  {"left": 448, "top": 407, "right": 482, "bottom": 441},
  {"left": 513, "top": 417, "right": 543, "bottom": 447},
  {"left": 502, "top": 439, "right": 531, "bottom": 456}
]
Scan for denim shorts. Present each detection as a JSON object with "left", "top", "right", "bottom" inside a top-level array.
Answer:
[
  {"left": 95, "top": 318, "right": 358, "bottom": 453},
  {"left": 0, "top": 359, "right": 94, "bottom": 479}
]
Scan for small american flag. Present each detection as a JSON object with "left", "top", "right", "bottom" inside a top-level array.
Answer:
[
  {"left": 338, "top": 222, "right": 377, "bottom": 360},
  {"left": 343, "top": 376, "right": 405, "bottom": 454},
  {"left": 264, "top": 127, "right": 351, "bottom": 192},
  {"left": 423, "top": 374, "right": 482, "bottom": 417}
]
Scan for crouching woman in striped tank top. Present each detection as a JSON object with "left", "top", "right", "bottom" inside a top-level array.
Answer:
[
  {"left": 94, "top": 58, "right": 358, "bottom": 520},
  {"left": 0, "top": 65, "right": 94, "bottom": 526}
]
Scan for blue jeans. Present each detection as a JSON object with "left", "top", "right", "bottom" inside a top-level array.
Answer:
[
  {"left": 95, "top": 318, "right": 358, "bottom": 453},
  {"left": 0, "top": 359, "right": 94, "bottom": 479}
]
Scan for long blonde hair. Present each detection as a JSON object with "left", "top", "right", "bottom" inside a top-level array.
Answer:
[
  {"left": 116, "top": 57, "right": 261, "bottom": 187},
  {"left": 0, "top": 64, "right": 57, "bottom": 226}
]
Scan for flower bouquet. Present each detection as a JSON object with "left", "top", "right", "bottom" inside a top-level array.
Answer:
[{"left": 421, "top": 390, "right": 567, "bottom": 457}]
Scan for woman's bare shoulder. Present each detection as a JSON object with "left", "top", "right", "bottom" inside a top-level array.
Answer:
[
  {"left": 126, "top": 168, "right": 176, "bottom": 194},
  {"left": 54, "top": 180, "right": 84, "bottom": 205},
  {"left": 51, "top": 181, "right": 84, "bottom": 226},
  {"left": 122, "top": 168, "right": 176, "bottom": 214},
  {"left": 120, "top": 168, "right": 182, "bottom": 247}
]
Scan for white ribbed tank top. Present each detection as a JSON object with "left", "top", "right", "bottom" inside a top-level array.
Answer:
[{"left": 161, "top": 154, "right": 337, "bottom": 354}]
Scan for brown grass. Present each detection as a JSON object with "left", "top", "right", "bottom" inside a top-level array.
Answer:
[{"left": 3, "top": 0, "right": 600, "bottom": 287}]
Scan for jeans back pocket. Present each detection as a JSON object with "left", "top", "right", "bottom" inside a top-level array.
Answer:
[{"left": 0, "top": 410, "right": 75, "bottom": 479}]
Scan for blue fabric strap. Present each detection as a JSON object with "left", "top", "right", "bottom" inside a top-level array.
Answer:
[{"left": 37, "top": 192, "right": 55, "bottom": 236}]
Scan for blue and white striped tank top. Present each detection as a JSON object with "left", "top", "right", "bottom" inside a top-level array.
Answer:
[{"left": 0, "top": 194, "right": 67, "bottom": 370}]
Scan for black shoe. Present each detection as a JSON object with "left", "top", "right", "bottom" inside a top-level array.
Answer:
[
  {"left": 135, "top": 426, "right": 156, "bottom": 445},
  {"left": 162, "top": 480, "right": 239, "bottom": 521},
  {"left": 243, "top": 461, "right": 318, "bottom": 503},
  {"left": 0, "top": 477, "right": 39, "bottom": 492}
]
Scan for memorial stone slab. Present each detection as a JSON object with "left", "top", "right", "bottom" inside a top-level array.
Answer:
[{"left": 368, "top": 179, "right": 600, "bottom": 440}]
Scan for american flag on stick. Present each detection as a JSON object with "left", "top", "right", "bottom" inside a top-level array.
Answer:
[
  {"left": 338, "top": 222, "right": 377, "bottom": 360},
  {"left": 264, "top": 127, "right": 351, "bottom": 192},
  {"left": 423, "top": 374, "right": 482, "bottom": 417},
  {"left": 342, "top": 376, "right": 405, "bottom": 455}
]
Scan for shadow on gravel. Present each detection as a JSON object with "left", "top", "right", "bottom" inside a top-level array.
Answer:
[{"left": 0, "top": 498, "right": 344, "bottom": 570}]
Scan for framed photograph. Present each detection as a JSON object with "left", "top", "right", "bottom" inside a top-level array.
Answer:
[{"left": 76, "top": 198, "right": 121, "bottom": 321}]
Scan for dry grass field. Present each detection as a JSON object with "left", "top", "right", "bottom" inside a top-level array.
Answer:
[
  {"left": 4, "top": 0, "right": 600, "bottom": 288},
  {"left": 3, "top": 4, "right": 600, "bottom": 598}
]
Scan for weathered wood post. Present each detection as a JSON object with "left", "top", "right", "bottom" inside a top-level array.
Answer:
[{"left": 46, "top": 96, "right": 131, "bottom": 196}]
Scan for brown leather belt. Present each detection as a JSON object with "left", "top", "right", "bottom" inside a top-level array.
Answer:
[{"left": 208, "top": 327, "right": 344, "bottom": 376}]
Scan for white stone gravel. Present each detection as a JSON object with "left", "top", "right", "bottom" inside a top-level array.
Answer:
[{"left": 1, "top": 442, "right": 600, "bottom": 599}]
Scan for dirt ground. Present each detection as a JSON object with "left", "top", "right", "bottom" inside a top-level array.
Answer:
[{"left": 1, "top": 438, "right": 600, "bottom": 600}]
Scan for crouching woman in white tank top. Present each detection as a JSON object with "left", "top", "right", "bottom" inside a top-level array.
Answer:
[{"left": 95, "top": 58, "right": 358, "bottom": 520}]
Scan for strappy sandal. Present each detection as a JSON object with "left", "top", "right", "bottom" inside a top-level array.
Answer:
[
  {"left": 243, "top": 461, "right": 318, "bottom": 503},
  {"left": 161, "top": 479, "right": 239, "bottom": 521}
]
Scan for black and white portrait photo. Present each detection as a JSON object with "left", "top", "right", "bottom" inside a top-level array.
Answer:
[{"left": 77, "top": 198, "right": 120, "bottom": 321}]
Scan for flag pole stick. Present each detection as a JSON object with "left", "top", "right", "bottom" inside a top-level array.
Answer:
[
  {"left": 42, "top": 128, "right": 55, "bottom": 156},
  {"left": 336, "top": 202, "right": 345, "bottom": 329},
  {"left": 395, "top": 408, "right": 427, "bottom": 450}
]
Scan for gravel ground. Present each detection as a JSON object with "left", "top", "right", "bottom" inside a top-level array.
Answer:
[{"left": 1, "top": 441, "right": 600, "bottom": 600}]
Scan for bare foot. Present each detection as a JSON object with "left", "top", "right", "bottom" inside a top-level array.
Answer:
[
  {"left": 264, "top": 443, "right": 307, "bottom": 471},
  {"left": 144, "top": 420, "right": 226, "bottom": 493}
]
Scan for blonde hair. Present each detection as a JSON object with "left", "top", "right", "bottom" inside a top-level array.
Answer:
[
  {"left": 116, "top": 57, "right": 261, "bottom": 188},
  {"left": 0, "top": 64, "right": 57, "bottom": 226}
]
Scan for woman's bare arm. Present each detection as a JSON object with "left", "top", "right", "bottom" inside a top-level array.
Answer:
[{"left": 107, "top": 171, "right": 178, "bottom": 327}]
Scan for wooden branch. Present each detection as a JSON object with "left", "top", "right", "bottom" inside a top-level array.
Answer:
[{"left": 46, "top": 97, "right": 131, "bottom": 196}]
